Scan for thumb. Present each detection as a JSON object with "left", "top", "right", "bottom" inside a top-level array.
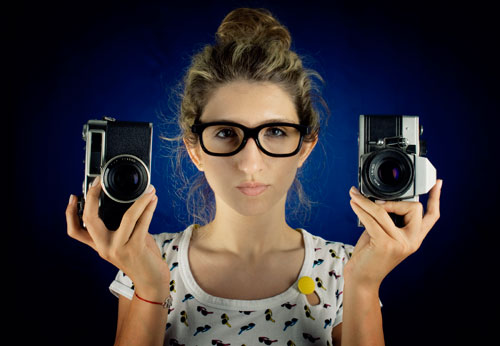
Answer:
[{"left": 374, "top": 199, "right": 424, "bottom": 228}]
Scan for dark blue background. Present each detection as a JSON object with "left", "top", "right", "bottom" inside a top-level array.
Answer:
[{"left": 10, "top": 1, "right": 497, "bottom": 344}]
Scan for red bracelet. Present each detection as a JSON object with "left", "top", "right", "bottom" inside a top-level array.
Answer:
[{"left": 135, "top": 292, "right": 172, "bottom": 309}]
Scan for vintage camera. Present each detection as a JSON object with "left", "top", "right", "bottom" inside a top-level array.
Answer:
[
  {"left": 357, "top": 115, "right": 436, "bottom": 227},
  {"left": 77, "top": 117, "right": 153, "bottom": 230}
]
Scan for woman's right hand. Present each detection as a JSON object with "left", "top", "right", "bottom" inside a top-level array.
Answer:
[{"left": 65, "top": 177, "right": 171, "bottom": 301}]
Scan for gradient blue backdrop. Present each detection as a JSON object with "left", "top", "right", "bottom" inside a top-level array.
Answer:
[{"left": 11, "top": 1, "right": 497, "bottom": 345}]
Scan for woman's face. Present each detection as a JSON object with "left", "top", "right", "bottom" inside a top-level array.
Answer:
[{"left": 184, "top": 80, "right": 317, "bottom": 217}]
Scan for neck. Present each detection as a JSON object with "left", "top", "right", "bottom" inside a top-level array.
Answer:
[{"left": 193, "top": 194, "right": 298, "bottom": 261}]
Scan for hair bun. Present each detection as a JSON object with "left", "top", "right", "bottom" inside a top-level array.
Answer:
[{"left": 216, "top": 8, "right": 291, "bottom": 50}]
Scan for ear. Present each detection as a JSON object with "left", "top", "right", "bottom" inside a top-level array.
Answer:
[
  {"left": 183, "top": 137, "right": 204, "bottom": 171},
  {"left": 297, "top": 136, "right": 318, "bottom": 168}
]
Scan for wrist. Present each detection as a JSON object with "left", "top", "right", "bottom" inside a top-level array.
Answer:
[
  {"left": 344, "top": 262, "right": 384, "bottom": 293},
  {"left": 134, "top": 283, "right": 171, "bottom": 303},
  {"left": 344, "top": 273, "right": 381, "bottom": 298}
]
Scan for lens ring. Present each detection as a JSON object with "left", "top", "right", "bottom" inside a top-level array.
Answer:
[
  {"left": 101, "top": 154, "right": 150, "bottom": 203},
  {"left": 362, "top": 148, "right": 413, "bottom": 198}
]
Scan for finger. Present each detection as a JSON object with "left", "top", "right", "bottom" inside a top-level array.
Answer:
[
  {"left": 352, "top": 229, "right": 370, "bottom": 257},
  {"left": 375, "top": 180, "right": 442, "bottom": 233},
  {"left": 349, "top": 187, "right": 403, "bottom": 239},
  {"left": 83, "top": 176, "right": 102, "bottom": 220},
  {"left": 422, "top": 179, "right": 442, "bottom": 235},
  {"left": 115, "top": 185, "right": 157, "bottom": 244},
  {"left": 129, "top": 195, "right": 158, "bottom": 244},
  {"left": 66, "top": 194, "right": 97, "bottom": 251},
  {"left": 82, "top": 176, "right": 107, "bottom": 240},
  {"left": 350, "top": 199, "right": 390, "bottom": 243},
  {"left": 372, "top": 199, "right": 423, "bottom": 229}
]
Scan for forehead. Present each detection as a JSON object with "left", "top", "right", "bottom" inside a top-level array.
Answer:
[{"left": 200, "top": 80, "right": 299, "bottom": 125}]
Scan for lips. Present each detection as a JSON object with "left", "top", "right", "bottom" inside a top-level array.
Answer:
[{"left": 236, "top": 182, "right": 269, "bottom": 196}]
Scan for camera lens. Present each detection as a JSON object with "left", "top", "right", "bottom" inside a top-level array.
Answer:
[
  {"left": 111, "top": 165, "right": 139, "bottom": 191},
  {"left": 102, "top": 155, "right": 150, "bottom": 203},
  {"left": 362, "top": 148, "right": 413, "bottom": 198},
  {"left": 378, "top": 159, "right": 402, "bottom": 185}
]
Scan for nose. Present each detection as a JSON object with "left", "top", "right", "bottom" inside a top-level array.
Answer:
[{"left": 236, "top": 137, "right": 266, "bottom": 174}]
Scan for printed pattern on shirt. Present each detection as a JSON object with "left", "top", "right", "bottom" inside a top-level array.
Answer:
[{"left": 109, "top": 225, "right": 354, "bottom": 346}]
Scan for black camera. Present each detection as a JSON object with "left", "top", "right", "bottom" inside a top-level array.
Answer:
[
  {"left": 357, "top": 115, "right": 436, "bottom": 227},
  {"left": 77, "top": 117, "right": 153, "bottom": 230}
]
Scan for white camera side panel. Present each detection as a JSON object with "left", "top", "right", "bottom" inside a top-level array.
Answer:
[{"left": 414, "top": 156, "right": 437, "bottom": 195}]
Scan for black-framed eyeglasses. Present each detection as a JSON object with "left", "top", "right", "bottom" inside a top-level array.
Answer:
[{"left": 191, "top": 121, "right": 311, "bottom": 157}]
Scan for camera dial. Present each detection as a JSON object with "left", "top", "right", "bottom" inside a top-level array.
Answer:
[{"left": 101, "top": 154, "right": 150, "bottom": 203}]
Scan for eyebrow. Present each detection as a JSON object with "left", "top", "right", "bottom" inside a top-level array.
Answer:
[{"left": 207, "top": 118, "right": 298, "bottom": 126}]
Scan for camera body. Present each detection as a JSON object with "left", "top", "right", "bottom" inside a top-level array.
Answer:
[
  {"left": 78, "top": 117, "right": 153, "bottom": 230},
  {"left": 357, "top": 115, "right": 436, "bottom": 227}
]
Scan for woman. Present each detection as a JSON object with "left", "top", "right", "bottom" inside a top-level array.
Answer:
[{"left": 66, "top": 8, "right": 442, "bottom": 346}]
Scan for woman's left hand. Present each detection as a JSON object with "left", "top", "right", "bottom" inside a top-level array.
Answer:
[{"left": 345, "top": 179, "right": 443, "bottom": 290}]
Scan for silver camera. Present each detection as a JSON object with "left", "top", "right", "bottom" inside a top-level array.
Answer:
[
  {"left": 357, "top": 115, "right": 436, "bottom": 227},
  {"left": 77, "top": 117, "right": 153, "bottom": 230}
]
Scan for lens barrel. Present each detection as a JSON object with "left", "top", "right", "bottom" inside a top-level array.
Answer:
[
  {"left": 101, "top": 154, "right": 150, "bottom": 203},
  {"left": 362, "top": 148, "right": 413, "bottom": 198}
]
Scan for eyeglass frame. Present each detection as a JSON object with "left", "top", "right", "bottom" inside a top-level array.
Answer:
[{"left": 191, "top": 120, "right": 312, "bottom": 157}]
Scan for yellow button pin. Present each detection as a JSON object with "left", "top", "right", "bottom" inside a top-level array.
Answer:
[{"left": 298, "top": 276, "right": 315, "bottom": 295}]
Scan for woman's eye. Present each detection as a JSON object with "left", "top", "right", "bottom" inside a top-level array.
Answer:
[
  {"left": 265, "top": 127, "right": 287, "bottom": 137},
  {"left": 215, "top": 128, "right": 236, "bottom": 138}
]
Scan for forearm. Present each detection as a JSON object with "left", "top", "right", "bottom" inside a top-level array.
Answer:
[
  {"left": 115, "top": 294, "right": 168, "bottom": 346},
  {"left": 341, "top": 280, "right": 384, "bottom": 346}
]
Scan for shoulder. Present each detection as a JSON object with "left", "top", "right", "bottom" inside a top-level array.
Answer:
[
  {"left": 151, "top": 230, "right": 183, "bottom": 250},
  {"left": 306, "top": 230, "right": 354, "bottom": 258},
  {"left": 151, "top": 224, "right": 194, "bottom": 245},
  {"left": 150, "top": 224, "right": 196, "bottom": 259}
]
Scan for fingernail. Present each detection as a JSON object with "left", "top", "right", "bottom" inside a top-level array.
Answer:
[
  {"left": 438, "top": 180, "right": 443, "bottom": 189},
  {"left": 146, "top": 184, "right": 155, "bottom": 194},
  {"left": 91, "top": 176, "right": 100, "bottom": 187},
  {"left": 69, "top": 194, "right": 74, "bottom": 205},
  {"left": 375, "top": 199, "right": 386, "bottom": 204},
  {"left": 350, "top": 186, "right": 360, "bottom": 195}
]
